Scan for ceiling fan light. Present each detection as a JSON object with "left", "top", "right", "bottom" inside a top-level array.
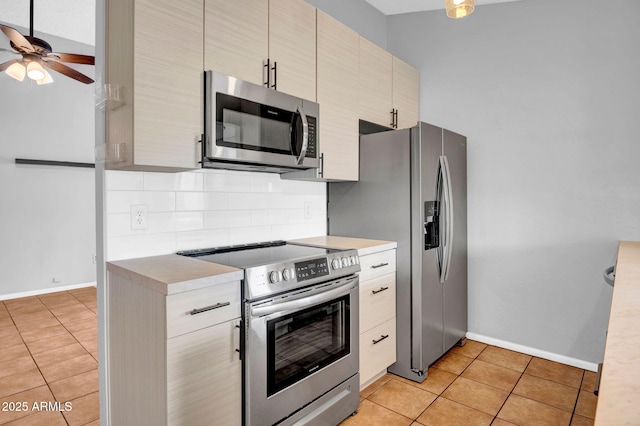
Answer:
[
  {"left": 445, "top": 0, "right": 475, "bottom": 18},
  {"left": 36, "top": 68, "right": 54, "bottom": 85},
  {"left": 26, "top": 61, "right": 45, "bottom": 80},
  {"left": 6, "top": 62, "right": 26, "bottom": 81}
]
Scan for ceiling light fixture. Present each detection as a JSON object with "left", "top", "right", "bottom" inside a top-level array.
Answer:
[
  {"left": 36, "top": 68, "right": 53, "bottom": 85},
  {"left": 445, "top": 0, "right": 475, "bottom": 18},
  {"left": 26, "top": 60, "right": 44, "bottom": 80},
  {"left": 5, "top": 61, "right": 26, "bottom": 81},
  {"left": 0, "top": 0, "right": 94, "bottom": 84}
]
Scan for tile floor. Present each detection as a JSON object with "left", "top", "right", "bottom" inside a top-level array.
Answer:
[
  {"left": 1, "top": 288, "right": 599, "bottom": 426},
  {"left": 0, "top": 287, "right": 99, "bottom": 425},
  {"left": 341, "top": 340, "right": 598, "bottom": 426}
]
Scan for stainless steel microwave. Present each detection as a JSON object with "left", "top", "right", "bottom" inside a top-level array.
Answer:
[{"left": 203, "top": 71, "right": 320, "bottom": 173}]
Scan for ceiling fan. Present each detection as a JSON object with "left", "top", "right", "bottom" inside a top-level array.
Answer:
[{"left": 0, "top": 0, "right": 94, "bottom": 85}]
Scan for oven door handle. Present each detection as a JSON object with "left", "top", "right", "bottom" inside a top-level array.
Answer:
[{"left": 250, "top": 277, "right": 357, "bottom": 317}]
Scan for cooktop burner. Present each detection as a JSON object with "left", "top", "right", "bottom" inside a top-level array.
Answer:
[
  {"left": 178, "top": 240, "right": 360, "bottom": 300},
  {"left": 178, "top": 241, "right": 337, "bottom": 269}
]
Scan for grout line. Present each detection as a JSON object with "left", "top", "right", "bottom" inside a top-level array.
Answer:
[
  {"left": 358, "top": 343, "right": 593, "bottom": 426},
  {"left": 4, "top": 289, "right": 97, "bottom": 426}
]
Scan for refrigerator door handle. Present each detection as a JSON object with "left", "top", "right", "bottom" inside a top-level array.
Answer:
[
  {"left": 442, "top": 155, "right": 454, "bottom": 282},
  {"left": 438, "top": 156, "right": 449, "bottom": 284}
]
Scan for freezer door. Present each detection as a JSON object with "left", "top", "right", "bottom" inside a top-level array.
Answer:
[
  {"left": 442, "top": 129, "right": 468, "bottom": 351},
  {"left": 414, "top": 123, "right": 446, "bottom": 371}
]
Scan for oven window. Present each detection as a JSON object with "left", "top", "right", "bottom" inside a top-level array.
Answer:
[{"left": 266, "top": 294, "right": 350, "bottom": 397}]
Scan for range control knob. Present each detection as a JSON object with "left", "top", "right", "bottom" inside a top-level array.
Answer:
[
  {"left": 341, "top": 257, "right": 349, "bottom": 268},
  {"left": 331, "top": 258, "right": 341, "bottom": 270},
  {"left": 282, "top": 268, "right": 294, "bottom": 281},
  {"left": 269, "top": 271, "right": 282, "bottom": 284},
  {"left": 349, "top": 255, "right": 356, "bottom": 265}
]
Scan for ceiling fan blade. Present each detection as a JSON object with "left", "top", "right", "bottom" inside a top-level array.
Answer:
[
  {"left": 0, "top": 59, "right": 19, "bottom": 72},
  {"left": 47, "top": 52, "right": 95, "bottom": 65},
  {"left": 0, "top": 25, "right": 34, "bottom": 53},
  {"left": 43, "top": 60, "right": 94, "bottom": 84}
]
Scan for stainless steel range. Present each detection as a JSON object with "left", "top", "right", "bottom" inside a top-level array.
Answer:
[{"left": 178, "top": 241, "right": 361, "bottom": 426}]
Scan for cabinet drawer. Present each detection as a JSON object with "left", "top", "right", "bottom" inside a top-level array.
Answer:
[
  {"left": 360, "top": 273, "right": 396, "bottom": 333},
  {"left": 360, "top": 318, "right": 396, "bottom": 387},
  {"left": 166, "top": 281, "right": 241, "bottom": 338},
  {"left": 359, "top": 249, "right": 396, "bottom": 281}
]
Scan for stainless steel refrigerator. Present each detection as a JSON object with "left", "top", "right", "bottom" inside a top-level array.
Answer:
[{"left": 328, "top": 121, "right": 467, "bottom": 382}]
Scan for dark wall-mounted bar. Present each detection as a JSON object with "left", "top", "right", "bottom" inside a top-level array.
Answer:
[{"left": 15, "top": 158, "right": 95, "bottom": 169}]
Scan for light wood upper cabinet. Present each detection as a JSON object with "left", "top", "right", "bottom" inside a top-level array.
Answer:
[
  {"left": 105, "top": 0, "right": 203, "bottom": 171},
  {"left": 204, "top": 0, "right": 268, "bottom": 86},
  {"left": 359, "top": 36, "right": 394, "bottom": 128},
  {"left": 358, "top": 37, "right": 419, "bottom": 130},
  {"left": 204, "top": 0, "right": 315, "bottom": 101},
  {"left": 268, "top": 0, "right": 317, "bottom": 101},
  {"left": 393, "top": 56, "right": 420, "bottom": 129},
  {"left": 316, "top": 10, "right": 359, "bottom": 181}
]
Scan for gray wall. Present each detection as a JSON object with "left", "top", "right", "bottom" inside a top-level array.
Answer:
[
  {"left": 387, "top": 0, "right": 640, "bottom": 364},
  {"left": 0, "top": 29, "right": 96, "bottom": 297},
  {"left": 307, "top": 0, "right": 387, "bottom": 48}
]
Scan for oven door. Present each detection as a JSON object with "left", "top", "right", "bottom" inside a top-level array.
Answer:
[{"left": 245, "top": 276, "right": 359, "bottom": 426}]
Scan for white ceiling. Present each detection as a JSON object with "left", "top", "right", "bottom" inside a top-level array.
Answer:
[
  {"left": 364, "top": 0, "right": 526, "bottom": 15},
  {"left": 0, "top": 0, "right": 526, "bottom": 48},
  {"left": 0, "top": 0, "right": 95, "bottom": 46}
]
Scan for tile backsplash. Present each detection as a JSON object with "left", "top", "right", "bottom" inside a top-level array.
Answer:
[{"left": 105, "top": 169, "right": 326, "bottom": 261}]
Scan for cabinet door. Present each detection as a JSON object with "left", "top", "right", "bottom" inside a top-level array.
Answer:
[
  {"left": 360, "top": 318, "right": 396, "bottom": 387},
  {"left": 134, "top": 0, "right": 203, "bottom": 169},
  {"left": 393, "top": 56, "right": 419, "bottom": 130},
  {"left": 106, "top": 0, "right": 203, "bottom": 171},
  {"left": 167, "top": 319, "right": 242, "bottom": 426},
  {"left": 359, "top": 37, "right": 393, "bottom": 128},
  {"left": 317, "top": 10, "right": 359, "bottom": 181},
  {"left": 204, "top": 0, "right": 268, "bottom": 85},
  {"left": 268, "top": 0, "right": 316, "bottom": 101}
]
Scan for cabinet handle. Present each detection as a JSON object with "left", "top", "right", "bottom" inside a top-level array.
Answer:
[
  {"left": 390, "top": 109, "right": 395, "bottom": 128},
  {"left": 394, "top": 109, "right": 399, "bottom": 128},
  {"left": 372, "top": 334, "right": 389, "bottom": 345},
  {"left": 263, "top": 58, "right": 270, "bottom": 88},
  {"left": 188, "top": 302, "right": 230, "bottom": 316},
  {"left": 372, "top": 286, "right": 389, "bottom": 295},
  {"left": 272, "top": 61, "right": 277, "bottom": 90},
  {"left": 370, "top": 262, "right": 389, "bottom": 269}
]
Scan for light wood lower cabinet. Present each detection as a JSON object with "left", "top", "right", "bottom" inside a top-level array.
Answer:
[
  {"left": 167, "top": 319, "right": 241, "bottom": 425},
  {"left": 360, "top": 318, "right": 397, "bottom": 387},
  {"left": 358, "top": 248, "right": 397, "bottom": 388},
  {"left": 108, "top": 271, "right": 242, "bottom": 426}
]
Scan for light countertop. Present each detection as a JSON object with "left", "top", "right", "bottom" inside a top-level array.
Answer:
[
  {"left": 595, "top": 240, "right": 640, "bottom": 425},
  {"left": 289, "top": 235, "right": 397, "bottom": 256},
  {"left": 107, "top": 254, "right": 243, "bottom": 295}
]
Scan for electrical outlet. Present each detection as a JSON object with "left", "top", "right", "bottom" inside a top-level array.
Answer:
[
  {"left": 92, "top": 254, "right": 97, "bottom": 264},
  {"left": 304, "top": 202, "right": 312, "bottom": 219},
  {"left": 131, "top": 204, "right": 148, "bottom": 230}
]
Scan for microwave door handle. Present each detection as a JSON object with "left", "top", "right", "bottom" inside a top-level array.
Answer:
[{"left": 295, "top": 104, "right": 309, "bottom": 165}]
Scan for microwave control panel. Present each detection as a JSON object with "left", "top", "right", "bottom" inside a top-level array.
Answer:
[{"left": 306, "top": 117, "right": 317, "bottom": 158}]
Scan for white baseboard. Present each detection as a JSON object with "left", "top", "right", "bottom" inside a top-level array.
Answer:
[
  {"left": 466, "top": 332, "right": 599, "bottom": 372},
  {"left": 0, "top": 282, "right": 97, "bottom": 301}
]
